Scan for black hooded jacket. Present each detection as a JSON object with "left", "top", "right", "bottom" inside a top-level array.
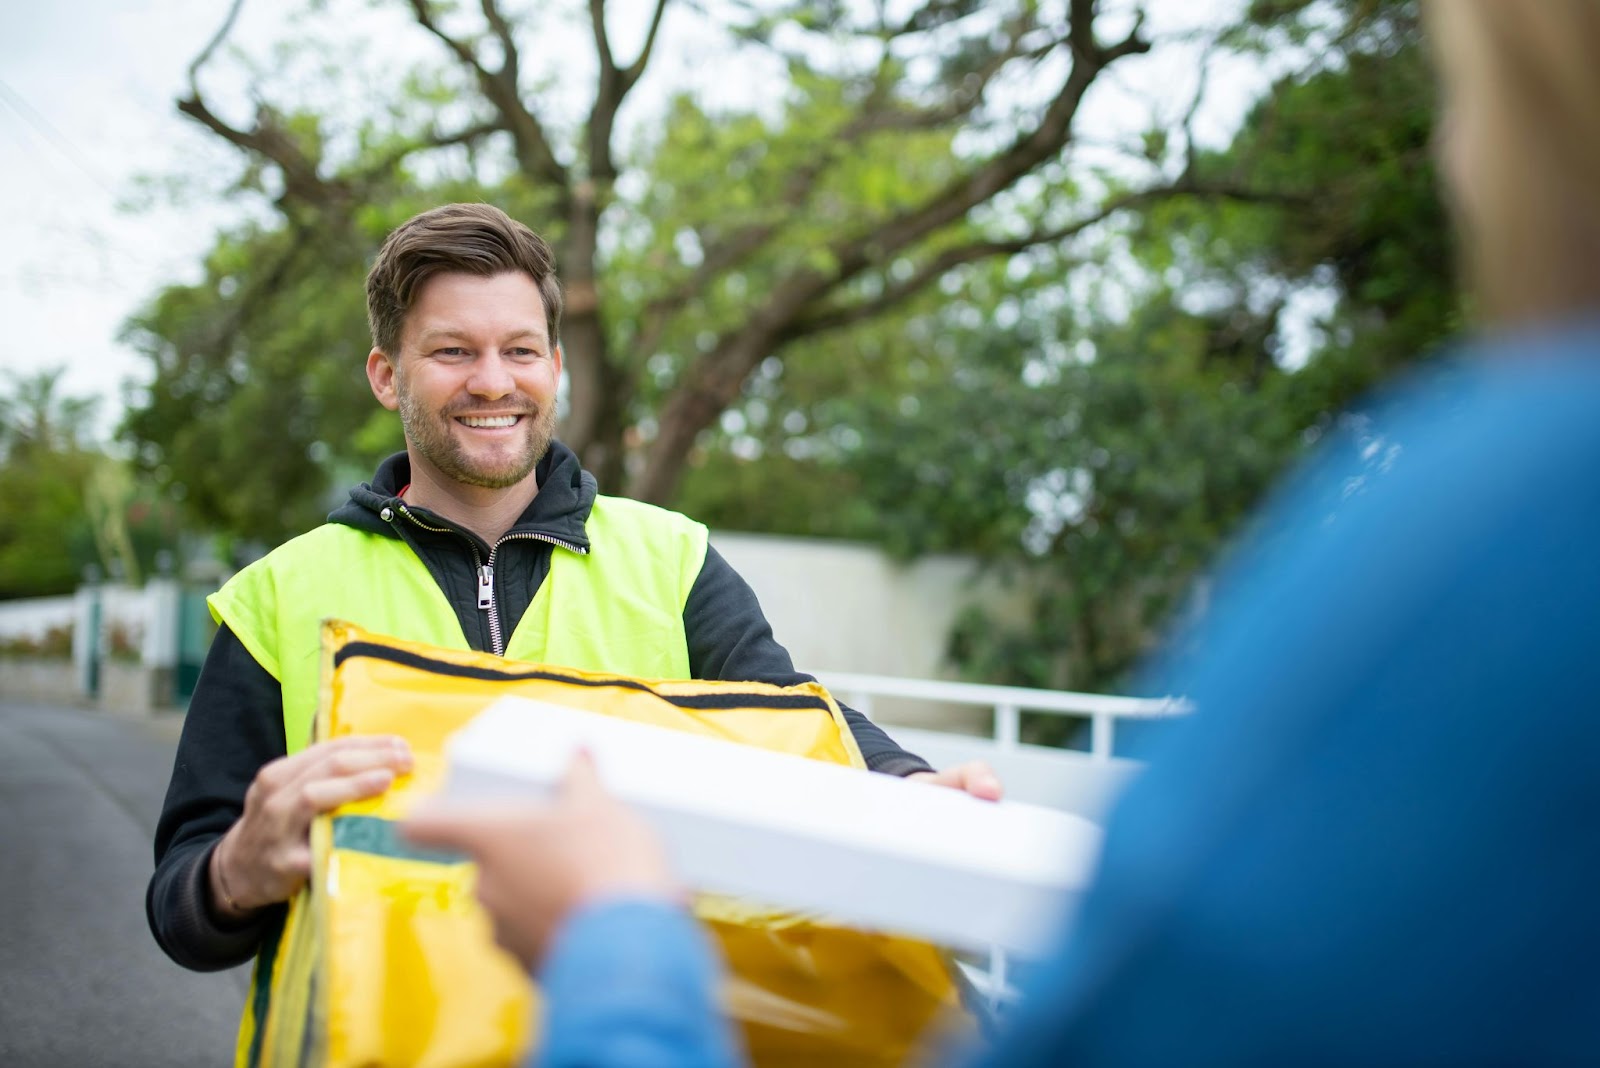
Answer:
[{"left": 147, "top": 443, "right": 931, "bottom": 971}]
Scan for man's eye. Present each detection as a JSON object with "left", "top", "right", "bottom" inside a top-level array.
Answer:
[
  {"left": 435, "top": 347, "right": 468, "bottom": 357},
  {"left": 506, "top": 347, "right": 539, "bottom": 358}
]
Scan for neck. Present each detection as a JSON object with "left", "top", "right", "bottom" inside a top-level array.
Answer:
[{"left": 401, "top": 454, "right": 539, "bottom": 544}]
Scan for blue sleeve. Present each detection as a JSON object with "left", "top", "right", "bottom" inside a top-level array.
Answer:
[
  {"left": 971, "top": 344, "right": 1600, "bottom": 1066},
  {"left": 534, "top": 897, "right": 743, "bottom": 1068}
]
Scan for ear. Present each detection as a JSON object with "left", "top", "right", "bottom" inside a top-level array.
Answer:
[
  {"left": 552, "top": 342, "right": 564, "bottom": 382},
  {"left": 367, "top": 348, "right": 400, "bottom": 412}
]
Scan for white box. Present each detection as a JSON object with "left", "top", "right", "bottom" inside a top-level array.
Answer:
[{"left": 441, "top": 697, "right": 1104, "bottom": 956}]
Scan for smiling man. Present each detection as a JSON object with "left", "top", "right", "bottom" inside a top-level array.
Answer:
[{"left": 146, "top": 204, "right": 997, "bottom": 1031}]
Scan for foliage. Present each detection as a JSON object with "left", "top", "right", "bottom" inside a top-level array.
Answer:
[
  {"left": 123, "top": 220, "right": 396, "bottom": 538},
  {"left": 960, "top": 0, "right": 1453, "bottom": 696},
  {"left": 684, "top": 0, "right": 1459, "bottom": 697},
  {"left": 123, "top": 0, "right": 1266, "bottom": 543},
  {"left": 0, "top": 625, "right": 74, "bottom": 659},
  {"left": 121, "top": 0, "right": 1460, "bottom": 698},
  {"left": 0, "top": 369, "right": 180, "bottom": 599}
]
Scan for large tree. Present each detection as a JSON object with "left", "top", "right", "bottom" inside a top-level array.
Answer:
[
  {"left": 124, "top": 0, "right": 1279, "bottom": 541},
  {"left": 676, "top": 0, "right": 1457, "bottom": 696}
]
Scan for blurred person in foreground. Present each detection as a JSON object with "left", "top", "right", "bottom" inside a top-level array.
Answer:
[{"left": 407, "top": 2, "right": 1600, "bottom": 1064}]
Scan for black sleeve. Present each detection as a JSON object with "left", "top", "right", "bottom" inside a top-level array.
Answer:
[
  {"left": 683, "top": 544, "right": 933, "bottom": 777},
  {"left": 146, "top": 623, "right": 288, "bottom": 971}
]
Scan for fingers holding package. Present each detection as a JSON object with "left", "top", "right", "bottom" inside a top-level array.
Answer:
[
  {"left": 209, "top": 735, "right": 413, "bottom": 918},
  {"left": 907, "top": 760, "right": 1004, "bottom": 801},
  {"left": 404, "top": 751, "right": 679, "bottom": 970}
]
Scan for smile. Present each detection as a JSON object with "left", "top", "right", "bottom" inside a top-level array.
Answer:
[{"left": 457, "top": 415, "right": 521, "bottom": 428}]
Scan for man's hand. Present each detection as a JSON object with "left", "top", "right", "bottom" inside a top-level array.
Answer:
[
  {"left": 907, "top": 761, "right": 1004, "bottom": 801},
  {"left": 210, "top": 735, "right": 412, "bottom": 918},
  {"left": 403, "top": 752, "right": 678, "bottom": 971}
]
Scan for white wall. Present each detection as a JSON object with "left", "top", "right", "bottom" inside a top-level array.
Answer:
[
  {"left": 711, "top": 532, "right": 1029, "bottom": 732},
  {"left": 712, "top": 532, "right": 1022, "bottom": 679},
  {"left": 0, "top": 595, "right": 76, "bottom": 641},
  {"left": 1, "top": 582, "right": 168, "bottom": 668}
]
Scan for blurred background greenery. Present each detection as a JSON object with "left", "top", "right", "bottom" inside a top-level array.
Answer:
[{"left": 1, "top": 0, "right": 1454, "bottom": 694}]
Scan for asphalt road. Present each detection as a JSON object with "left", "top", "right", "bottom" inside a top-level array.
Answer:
[{"left": 0, "top": 698, "right": 249, "bottom": 1067}]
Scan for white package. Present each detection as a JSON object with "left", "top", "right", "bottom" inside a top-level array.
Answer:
[{"left": 442, "top": 696, "right": 1104, "bottom": 955}]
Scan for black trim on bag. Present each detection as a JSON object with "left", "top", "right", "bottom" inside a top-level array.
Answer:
[{"left": 332, "top": 640, "right": 835, "bottom": 713}]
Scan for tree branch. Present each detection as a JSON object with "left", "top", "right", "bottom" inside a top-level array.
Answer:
[
  {"left": 888, "top": 0, "right": 988, "bottom": 39},
  {"left": 629, "top": 17, "right": 1029, "bottom": 357},
  {"left": 631, "top": 3, "right": 1150, "bottom": 477},
  {"left": 404, "top": 0, "right": 569, "bottom": 190},
  {"left": 1101, "top": 9, "right": 1151, "bottom": 64},
  {"left": 356, "top": 119, "right": 504, "bottom": 186},
  {"left": 187, "top": 0, "right": 247, "bottom": 93},
  {"left": 176, "top": 94, "right": 349, "bottom": 208},
  {"left": 587, "top": 0, "right": 672, "bottom": 189},
  {"left": 180, "top": 0, "right": 504, "bottom": 210},
  {"left": 195, "top": 219, "right": 318, "bottom": 363},
  {"left": 1179, "top": 43, "right": 1215, "bottom": 177},
  {"left": 586, "top": 0, "right": 623, "bottom": 186},
  {"left": 179, "top": 0, "right": 348, "bottom": 206},
  {"left": 1068, "top": 0, "right": 1099, "bottom": 62},
  {"left": 589, "top": 0, "right": 618, "bottom": 80},
  {"left": 619, "top": 0, "right": 671, "bottom": 96},
  {"left": 851, "top": 18, "right": 1039, "bottom": 136},
  {"left": 480, "top": 0, "right": 521, "bottom": 86},
  {"left": 809, "top": 6, "right": 1149, "bottom": 295},
  {"left": 789, "top": 180, "right": 1311, "bottom": 339},
  {"left": 627, "top": 145, "right": 845, "bottom": 362}
]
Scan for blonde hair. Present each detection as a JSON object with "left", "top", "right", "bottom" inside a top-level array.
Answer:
[{"left": 1424, "top": 0, "right": 1600, "bottom": 327}]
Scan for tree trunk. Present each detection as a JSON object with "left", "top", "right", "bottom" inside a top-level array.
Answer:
[
  {"left": 556, "top": 184, "right": 630, "bottom": 492},
  {"left": 627, "top": 333, "right": 771, "bottom": 504}
]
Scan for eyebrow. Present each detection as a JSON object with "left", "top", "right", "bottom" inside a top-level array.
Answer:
[{"left": 414, "top": 327, "right": 549, "bottom": 347}]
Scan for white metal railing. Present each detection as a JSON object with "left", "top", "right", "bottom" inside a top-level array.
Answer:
[
  {"left": 814, "top": 671, "right": 1191, "bottom": 1015},
  {"left": 816, "top": 671, "right": 1189, "bottom": 761}
]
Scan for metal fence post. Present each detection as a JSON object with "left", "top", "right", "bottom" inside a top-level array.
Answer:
[
  {"left": 994, "top": 703, "right": 1020, "bottom": 750},
  {"left": 1090, "top": 712, "right": 1113, "bottom": 761}
]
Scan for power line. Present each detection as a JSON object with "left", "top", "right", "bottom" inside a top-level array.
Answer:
[{"left": 0, "top": 76, "right": 119, "bottom": 197}]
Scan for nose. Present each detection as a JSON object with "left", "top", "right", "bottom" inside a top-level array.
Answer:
[{"left": 467, "top": 351, "right": 516, "bottom": 400}]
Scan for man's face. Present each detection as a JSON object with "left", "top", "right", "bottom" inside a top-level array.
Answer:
[{"left": 368, "top": 271, "right": 561, "bottom": 492}]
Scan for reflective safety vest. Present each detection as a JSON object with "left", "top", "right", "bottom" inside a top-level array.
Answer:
[{"left": 209, "top": 494, "right": 709, "bottom": 753}]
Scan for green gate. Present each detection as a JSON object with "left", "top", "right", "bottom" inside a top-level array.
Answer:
[{"left": 174, "top": 586, "right": 216, "bottom": 705}]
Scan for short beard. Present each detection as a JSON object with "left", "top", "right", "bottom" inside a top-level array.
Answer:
[{"left": 398, "top": 386, "right": 557, "bottom": 490}]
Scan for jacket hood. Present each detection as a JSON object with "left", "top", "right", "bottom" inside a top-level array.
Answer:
[{"left": 329, "top": 440, "right": 598, "bottom": 548}]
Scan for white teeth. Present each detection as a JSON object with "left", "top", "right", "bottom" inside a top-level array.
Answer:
[{"left": 459, "top": 416, "right": 519, "bottom": 428}]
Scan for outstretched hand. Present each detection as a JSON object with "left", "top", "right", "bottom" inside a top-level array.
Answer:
[
  {"left": 403, "top": 751, "right": 679, "bottom": 971},
  {"left": 906, "top": 760, "right": 1004, "bottom": 801}
]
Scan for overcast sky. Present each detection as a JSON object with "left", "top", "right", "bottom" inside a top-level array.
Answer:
[
  {"left": 2, "top": 0, "right": 230, "bottom": 435},
  {"left": 1, "top": 0, "right": 1266, "bottom": 442}
]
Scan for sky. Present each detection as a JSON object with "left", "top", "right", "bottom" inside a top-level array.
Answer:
[
  {"left": 2, "top": 0, "right": 234, "bottom": 436},
  {"left": 0, "top": 0, "right": 1270, "bottom": 442}
]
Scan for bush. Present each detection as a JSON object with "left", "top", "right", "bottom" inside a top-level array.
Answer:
[{"left": 0, "top": 624, "right": 73, "bottom": 659}]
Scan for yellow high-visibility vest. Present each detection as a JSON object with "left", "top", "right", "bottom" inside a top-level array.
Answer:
[{"left": 209, "top": 494, "right": 708, "bottom": 753}]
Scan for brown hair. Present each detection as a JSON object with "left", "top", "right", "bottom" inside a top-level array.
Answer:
[
  {"left": 1425, "top": 0, "right": 1600, "bottom": 327},
  {"left": 366, "top": 203, "right": 563, "bottom": 354}
]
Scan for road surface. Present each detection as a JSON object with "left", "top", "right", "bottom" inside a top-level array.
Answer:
[{"left": 0, "top": 698, "right": 248, "bottom": 1066}]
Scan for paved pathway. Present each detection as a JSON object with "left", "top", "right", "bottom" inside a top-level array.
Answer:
[{"left": 0, "top": 699, "right": 249, "bottom": 1067}]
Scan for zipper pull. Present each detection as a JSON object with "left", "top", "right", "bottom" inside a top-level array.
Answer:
[{"left": 477, "top": 564, "right": 494, "bottom": 610}]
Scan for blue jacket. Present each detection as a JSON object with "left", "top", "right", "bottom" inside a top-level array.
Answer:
[{"left": 536, "top": 326, "right": 1600, "bottom": 1067}]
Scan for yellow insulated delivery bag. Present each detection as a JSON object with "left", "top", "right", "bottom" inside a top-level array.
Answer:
[{"left": 240, "top": 620, "right": 974, "bottom": 1067}]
